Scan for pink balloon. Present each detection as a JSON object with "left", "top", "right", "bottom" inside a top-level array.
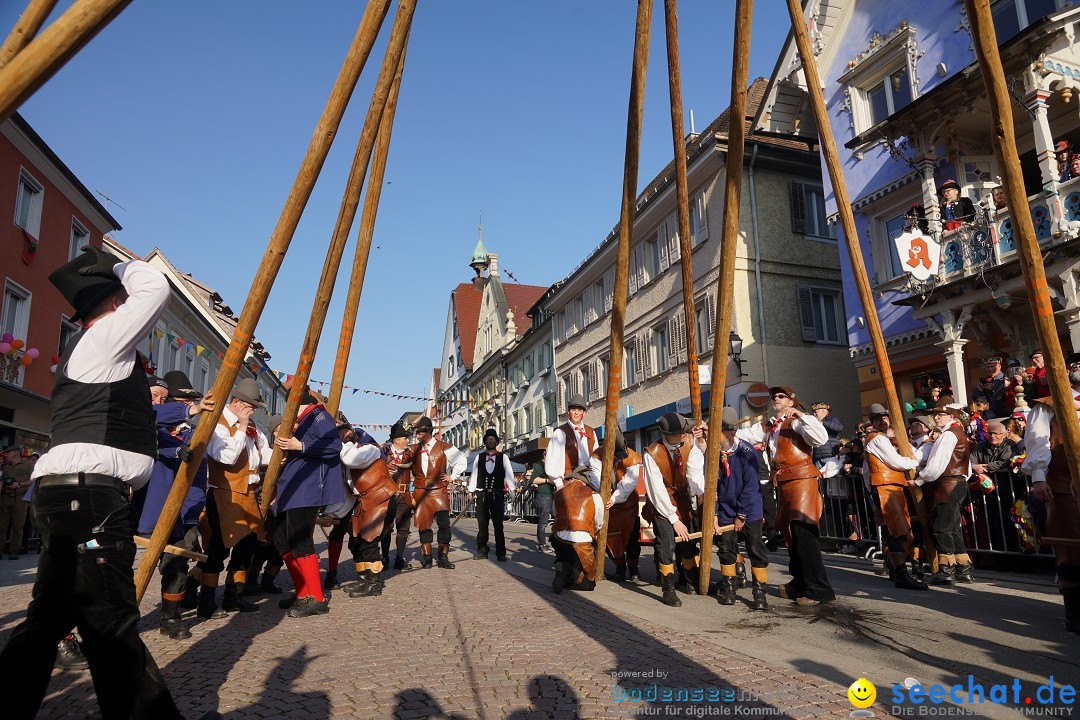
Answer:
[
  {"left": 0, "top": 333, "right": 11, "bottom": 343},
  {"left": 26, "top": 348, "right": 39, "bottom": 359},
  {"left": 0, "top": 343, "right": 9, "bottom": 354}
]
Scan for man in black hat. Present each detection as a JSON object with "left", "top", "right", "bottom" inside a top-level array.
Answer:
[
  {"left": 381, "top": 420, "right": 416, "bottom": 569},
  {"left": 0, "top": 247, "right": 191, "bottom": 719},
  {"left": 545, "top": 395, "right": 596, "bottom": 490},
  {"left": 409, "top": 416, "right": 466, "bottom": 569},
  {"left": 468, "top": 428, "right": 517, "bottom": 561},
  {"left": 642, "top": 411, "right": 705, "bottom": 606},
  {"left": 938, "top": 179, "right": 975, "bottom": 232}
]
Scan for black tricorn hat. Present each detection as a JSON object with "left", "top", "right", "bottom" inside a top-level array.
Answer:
[
  {"left": 48, "top": 246, "right": 124, "bottom": 323},
  {"left": 162, "top": 370, "right": 202, "bottom": 399},
  {"left": 389, "top": 421, "right": 410, "bottom": 440},
  {"left": 658, "top": 411, "right": 692, "bottom": 435}
]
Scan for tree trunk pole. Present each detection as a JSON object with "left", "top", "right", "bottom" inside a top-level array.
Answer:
[
  {"left": 662, "top": 0, "right": 701, "bottom": 423},
  {"left": 260, "top": 0, "right": 415, "bottom": 516},
  {"left": 594, "top": 0, "right": 652, "bottom": 578},
  {"left": 698, "top": 0, "right": 752, "bottom": 595},
  {"left": 326, "top": 36, "right": 408, "bottom": 417},
  {"left": 0, "top": 0, "right": 59, "bottom": 69},
  {"left": 784, "top": 0, "right": 934, "bottom": 561},
  {"left": 965, "top": 0, "right": 1080, "bottom": 516},
  {"left": 133, "top": 0, "right": 393, "bottom": 603},
  {"left": 0, "top": 0, "right": 133, "bottom": 123}
]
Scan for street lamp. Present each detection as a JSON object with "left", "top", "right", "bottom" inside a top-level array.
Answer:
[{"left": 728, "top": 330, "right": 745, "bottom": 377}]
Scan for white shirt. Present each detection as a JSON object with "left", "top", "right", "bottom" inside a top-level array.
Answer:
[
  {"left": 545, "top": 423, "right": 594, "bottom": 489},
  {"left": 861, "top": 432, "right": 918, "bottom": 488},
  {"left": 735, "top": 413, "right": 828, "bottom": 463},
  {"left": 914, "top": 422, "right": 970, "bottom": 486},
  {"left": 33, "top": 260, "right": 170, "bottom": 488},
  {"left": 419, "top": 438, "right": 467, "bottom": 480},
  {"left": 340, "top": 442, "right": 382, "bottom": 470},
  {"left": 554, "top": 490, "right": 606, "bottom": 544},
  {"left": 587, "top": 453, "right": 641, "bottom": 505},
  {"left": 641, "top": 442, "right": 705, "bottom": 525},
  {"left": 205, "top": 405, "right": 273, "bottom": 487},
  {"left": 467, "top": 450, "right": 518, "bottom": 493},
  {"left": 1021, "top": 400, "right": 1079, "bottom": 485}
]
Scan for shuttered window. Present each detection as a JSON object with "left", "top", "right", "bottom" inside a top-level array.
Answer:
[{"left": 790, "top": 180, "right": 806, "bottom": 233}]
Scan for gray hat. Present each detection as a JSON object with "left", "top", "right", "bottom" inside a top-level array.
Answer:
[
  {"left": 566, "top": 395, "right": 587, "bottom": 411},
  {"left": 613, "top": 428, "right": 627, "bottom": 461},
  {"left": 232, "top": 378, "right": 264, "bottom": 407},
  {"left": 268, "top": 414, "right": 283, "bottom": 436},
  {"left": 658, "top": 411, "right": 692, "bottom": 435},
  {"left": 909, "top": 415, "right": 933, "bottom": 430},
  {"left": 867, "top": 403, "right": 889, "bottom": 419},
  {"left": 721, "top": 407, "right": 739, "bottom": 430}
]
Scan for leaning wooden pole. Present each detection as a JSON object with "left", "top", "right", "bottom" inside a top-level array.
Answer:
[
  {"left": 0, "top": 0, "right": 59, "bottom": 69},
  {"left": 784, "top": 0, "right": 930, "bottom": 546},
  {"left": 260, "top": 1, "right": 415, "bottom": 515},
  {"left": 594, "top": 0, "right": 652, "bottom": 576},
  {"left": 0, "top": 0, "right": 132, "bottom": 123},
  {"left": 133, "top": 0, "right": 393, "bottom": 602},
  {"left": 698, "top": 0, "right": 752, "bottom": 595},
  {"left": 663, "top": 0, "right": 702, "bottom": 423},
  {"left": 966, "top": 0, "right": 1080, "bottom": 514},
  {"left": 326, "top": 39, "right": 408, "bottom": 417}
]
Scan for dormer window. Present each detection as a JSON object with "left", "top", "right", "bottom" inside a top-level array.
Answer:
[{"left": 839, "top": 23, "right": 922, "bottom": 136}]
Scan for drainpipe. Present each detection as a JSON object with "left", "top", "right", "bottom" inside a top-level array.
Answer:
[{"left": 748, "top": 142, "right": 769, "bottom": 385}]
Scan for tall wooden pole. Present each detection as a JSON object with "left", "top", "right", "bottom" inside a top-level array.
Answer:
[
  {"left": 966, "top": 0, "right": 1080, "bottom": 514},
  {"left": 662, "top": 0, "right": 701, "bottom": 423},
  {"left": 593, "top": 0, "right": 652, "bottom": 576},
  {"left": 698, "top": 0, "right": 752, "bottom": 594},
  {"left": 0, "top": 0, "right": 59, "bottom": 69},
  {"left": 0, "top": 0, "right": 132, "bottom": 123},
  {"left": 326, "top": 36, "right": 407, "bottom": 417},
  {"left": 133, "top": 0, "right": 393, "bottom": 602},
  {"left": 260, "top": 1, "right": 415, "bottom": 515}
]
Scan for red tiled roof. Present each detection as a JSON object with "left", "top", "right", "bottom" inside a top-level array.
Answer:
[
  {"left": 503, "top": 284, "right": 548, "bottom": 337},
  {"left": 452, "top": 282, "right": 483, "bottom": 371}
]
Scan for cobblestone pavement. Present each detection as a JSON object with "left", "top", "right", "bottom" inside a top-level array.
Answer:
[{"left": 0, "top": 523, "right": 851, "bottom": 720}]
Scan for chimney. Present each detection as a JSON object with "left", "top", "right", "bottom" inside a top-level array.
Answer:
[{"left": 488, "top": 253, "right": 499, "bottom": 276}]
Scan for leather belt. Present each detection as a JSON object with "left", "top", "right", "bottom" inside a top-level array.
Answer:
[{"left": 36, "top": 473, "right": 129, "bottom": 493}]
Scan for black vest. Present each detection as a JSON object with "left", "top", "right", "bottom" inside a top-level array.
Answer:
[
  {"left": 478, "top": 451, "right": 506, "bottom": 493},
  {"left": 49, "top": 330, "right": 156, "bottom": 459}
]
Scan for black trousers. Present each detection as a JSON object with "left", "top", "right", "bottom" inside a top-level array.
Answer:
[
  {"left": 759, "top": 482, "right": 780, "bottom": 540},
  {"left": 159, "top": 523, "right": 200, "bottom": 596},
  {"left": 381, "top": 493, "right": 413, "bottom": 560},
  {"left": 475, "top": 490, "right": 506, "bottom": 557},
  {"left": 0, "top": 483, "right": 181, "bottom": 720},
  {"left": 274, "top": 506, "right": 318, "bottom": 558},
  {"left": 652, "top": 515, "right": 698, "bottom": 568},
  {"left": 931, "top": 481, "right": 969, "bottom": 557},
  {"left": 786, "top": 520, "right": 835, "bottom": 601},
  {"left": 535, "top": 493, "right": 553, "bottom": 546},
  {"left": 349, "top": 495, "right": 400, "bottom": 567},
  {"left": 418, "top": 509, "right": 451, "bottom": 547},
  {"left": 201, "top": 488, "right": 260, "bottom": 576},
  {"left": 716, "top": 523, "right": 768, "bottom": 568},
  {"left": 551, "top": 535, "right": 595, "bottom": 590}
]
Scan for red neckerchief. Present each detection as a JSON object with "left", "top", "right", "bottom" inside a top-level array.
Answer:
[
  {"left": 293, "top": 403, "right": 323, "bottom": 431},
  {"left": 721, "top": 444, "right": 736, "bottom": 477},
  {"left": 245, "top": 425, "right": 257, "bottom": 440},
  {"left": 486, "top": 451, "right": 498, "bottom": 458}
]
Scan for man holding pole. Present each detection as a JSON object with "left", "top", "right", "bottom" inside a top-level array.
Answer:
[
  {"left": 545, "top": 395, "right": 597, "bottom": 490},
  {"left": 1022, "top": 353, "right": 1080, "bottom": 633},
  {"left": 409, "top": 416, "right": 466, "bottom": 569},
  {"left": 737, "top": 386, "right": 834, "bottom": 607}
]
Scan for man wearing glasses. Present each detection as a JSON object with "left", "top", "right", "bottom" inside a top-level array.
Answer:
[
  {"left": 1022, "top": 353, "right": 1080, "bottom": 633},
  {"left": 737, "top": 386, "right": 833, "bottom": 607}
]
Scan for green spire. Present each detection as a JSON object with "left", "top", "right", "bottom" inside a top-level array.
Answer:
[{"left": 470, "top": 215, "right": 488, "bottom": 267}]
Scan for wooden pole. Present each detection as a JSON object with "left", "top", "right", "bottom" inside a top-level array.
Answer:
[
  {"left": 784, "top": 0, "right": 934, "bottom": 563},
  {"left": 132, "top": 0, "right": 393, "bottom": 603},
  {"left": 662, "top": 0, "right": 701, "bottom": 423},
  {"left": 0, "top": 0, "right": 59, "bottom": 69},
  {"left": 593, "top": 0, "right": 652, "bottom": 577},
  {"left": 326, "top": 33, "right": 408, "bottom": 417},
  {"left": 965, "top": 0, "right": 1080, "bottom": 516},
  {"left": 698, "top": 0, "right": 752, "bottom": 595},
  {"left": 260, "top": 1, "right": 415, "bottom": 516},
  {"left": 0, "top": 0, "right": 132, "bottom": 124}
]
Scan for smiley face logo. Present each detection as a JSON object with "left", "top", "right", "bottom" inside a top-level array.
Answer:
[{"left": 848, "top": 678, "right": 876, "bottom": 709}]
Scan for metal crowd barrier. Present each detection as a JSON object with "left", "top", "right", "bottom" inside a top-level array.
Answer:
[{"left": 816, "top": 473, "right": 883, "bottom": 559}]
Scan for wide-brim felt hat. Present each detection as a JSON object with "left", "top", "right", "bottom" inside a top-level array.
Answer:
[
  {"left": 413, "top": 416, "right": 434, "bottom": 432},
  {"left": 389, "top": 421, "right": 410, "bottom": 439},
  {"left": 932, "top": 398, "right": 964, "bottom": 416},
  {"left": 268, "top": 414, "right": 283, "bottom": 436},
  {"left": 867, "top": 403, "right": 889, "bottom": 419},
  {"left": 483, "top": 427, "right": 500, "bottom": 442},
  {"left": 48, "top": 246, "right": 123, "bottom": 323},
  {"left": 566, "top": 394, "right": 587, "bottom": 411},
  {"left": 232, "top": 378, "right": 264, "bottom": 407},
  {"left": 162, "top": 370, "right": 202, "bottom": 399},
  {"left": 909, "top": 415, "right": 934, "bottom": 430},
  {"left": 937, "top": 179, "right": 961, "bottom": 195},
  {"left": 721, "top": 406, "right": 739, "bottom": 430},
  {"left": 768, "top": 385, "right": 797, "bottom": 400},
  {"left": 658, "top": 411, "right": 693, "bottom": 435}
]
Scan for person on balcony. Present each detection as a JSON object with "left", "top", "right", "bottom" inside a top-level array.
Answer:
[
  {"left": 938, "top": 180, "right": 975, "bottom": 232},
  {"left": 991, "top": 186, "right": 1008, "bottom": 211},
  {"left": 1055, "top": 141, "right": 1072, "bottom": 182}
]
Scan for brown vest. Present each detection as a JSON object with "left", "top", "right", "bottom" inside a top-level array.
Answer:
[
  {"left": 560, "top": 422, "right": 596, "bottom": 476},
  {"left": 644, "top": 442, "right": 693, "bottom": 522},
  {"left": 941, "top": 424, "right": 970, "bottom": 479},
  {"left": 349, "top": 456, "right": 397, "bottom": 497},
  {"left": 411, "top": 440, "right": 449, "bottom": 489},
  {"left": 1036, "top": 397, "right": 1077, "bottom": 494},
  {"left": 865, "top": 431, "right": 907, "bottom": 487},
  {"left": 553, "top": 478, "right": 597, "bottom": 535},
  {"left": 384, "top": 443, "right": 415, "bottom": 492},
  {"left": 208, "top": 417, "right": 252, "bottom": 495},
  {"left": 770, "top": 417, "right": 820, "bottom": 484}
]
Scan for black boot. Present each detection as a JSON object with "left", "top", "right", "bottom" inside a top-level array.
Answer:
[
  {"left": 678, "top": 567, "right": 699, "bottom": 595},
  {"left": 222, "top": 581, "right": 259, "bottom": 612},
  {"left": 735, "top": 562, "right": 747, "bottom": 589},
  {"left": 628, "top": 560, "right": 640, "bottom": 581},
  {"left": 196, "top": 585, "right": 226, "bottom": 619},
  {"left": 927, "top": 564, "right": 955, "bottom": 585},
  {"left": 660, "top": 572, "right": 682, "bottom": 607},
  {"left": 1063, "top": 587, "right": 1080, "bottom": 634},
  {"left": 552, "top": 561, "right": 568, "bottom": 595},
  {"left": 891, "top": 565, "right": 929, "bottom": 591},
  {"left": 420, "top": 554, "right": 433, "bottom": 569},
  {"left": 437, "top": 543, "right": 455, "bottom": 569},
  {"left": 286, "top": 595, "right": 330, "bottom": 618},
  {"left": 613, "top": 564, "right": 627, "bottom": 582},
  {"left": 54, "top": 636, "right": 88, "bottom": 671},
  {"left": 718, "top": 576, "right": 739, "bottom": 606},
  {"left": 348, "top": 570, "right": 377, "bottom": 598},
  {"left": 750, "top": 578, "right": 769, "bottom": 611},
  {"left": 260, "top": 572, "right": 283, "bottom": 594},
  {"left": 954, "top": 563, "right": 975, "bottom": 584},
  {"left": 323, "top": 568, "right": 339, "bottom": 592},
  {"left": 180, "top": 575, "right": 199, "bottom": 609},
  {"left": 160, "top": 598, "right": 192, "bottom": 640},
  {"left": 393, "top": 555, "right": 405, "bottom": 570}
]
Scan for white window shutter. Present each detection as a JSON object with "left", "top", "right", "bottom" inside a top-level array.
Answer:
[
  {"left": 604, "top": 267, "right": 615, "bottom": 312},
  {"left": 558, "top": 379, "right": 565, "bottom": 410},
  {"left": 659, "top": 222, "right": 670, "bottom": 271},
  {"left": 590, "top": 364, "right": 599, "bottom": 398},
  {"left": 667, "top": 315, "right": 680, "bottom": 368},
  {"left": 798, "top": 286, "right": 817, "bottom": 341},
  {"left": 640, "top": 332, "right": 652, "bottom": 379},
  {"left": 669, "top": 216, "right": 682, "bottom": 263},
  {"left": 629, "top": 253, "right": 639, "bottom": 294},
  {"left": 696, "top": 193, "right": 709, "bottom": 243},
  {"left": 635, "top": 246, "right": 646, "bottom": 289},
  {"left": 706, "top": 292, "right": 717, "bottom": 349}
]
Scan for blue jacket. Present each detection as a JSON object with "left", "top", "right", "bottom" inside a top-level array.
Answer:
[
  {"left": 715, "top": 439, "right": 762, "bottom": 524},
  {"left": 276, "top": 405, "right": 343, "bottom": 512},
  {"left": 138, "top": 401, "right": 208, "bottom": 537}
]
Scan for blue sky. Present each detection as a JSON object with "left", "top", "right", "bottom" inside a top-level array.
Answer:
[{"left": 5, "top": 1, "right": 790, "bottom": 437}]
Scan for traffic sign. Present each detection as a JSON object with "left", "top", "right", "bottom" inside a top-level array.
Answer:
[{"left": 746, "top": 382, "right": 772, "bottom": 408}]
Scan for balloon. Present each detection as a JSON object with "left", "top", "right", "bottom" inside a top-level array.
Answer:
[
  {"left": 51, "top": 355, "right": 61, "bottom": 364},
  {"left": 50, "top": 364, "right": 58, "bottom": 374},
  {"left": 0, "top": 333, "right": 11, "bottom": 343},
  {"left": 19, "top": 355, "right": 32, "bottom": 366},
  {"left": 0, "top": 343, "right": 9, "bottom": 354},
  {"left": 11, "top": 339, "right": 24, "bottom": 350},
  {"left": 26, "top": 348, "right": 39, "bottom": 359}
]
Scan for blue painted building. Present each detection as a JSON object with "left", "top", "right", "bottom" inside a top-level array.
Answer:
[{"left": 757, "top": 0, "right": 1080, "bottom": 411}]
